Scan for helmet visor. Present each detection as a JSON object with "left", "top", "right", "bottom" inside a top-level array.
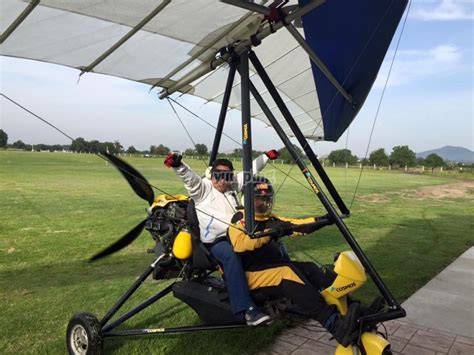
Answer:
[{"left": 254, "top": 192, "right": 273, "bottom": 217}]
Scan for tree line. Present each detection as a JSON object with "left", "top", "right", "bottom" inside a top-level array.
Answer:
[
  {"left": 326, "top": 146, "right": 448, "bottom": 168},
  {"left": 0, "top": 129, "right": 461, "bottom": 168}
]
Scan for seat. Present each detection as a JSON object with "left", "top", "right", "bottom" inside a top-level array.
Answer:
[{"left": 186, "top": 199, "right": 219, "bottom": 271}]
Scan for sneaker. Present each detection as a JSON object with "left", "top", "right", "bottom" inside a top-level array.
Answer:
[{"left": 245, "top": 306, "right": 271, "bottom": 326}]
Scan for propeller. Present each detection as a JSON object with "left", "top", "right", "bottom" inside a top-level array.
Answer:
[
  {"left": 102, "top": 151, "right": 154, "bottom": 205},
  {"left": 90, "top": 220, "right": 147, "bottom": 261},
  {"left": 90, "top": 153, "right": 155, "bottom": 262}
]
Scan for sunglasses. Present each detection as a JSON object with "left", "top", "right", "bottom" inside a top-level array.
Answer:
[{"left": 211, "top": 170, "right": 234, "bottom": 182}]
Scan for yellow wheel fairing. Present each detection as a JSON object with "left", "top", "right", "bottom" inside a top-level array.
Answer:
[
  {"left": 361, "top": 332, "right": 390, "bottom": 354},
  {"left": 334, "top": 332, "right": 390, "bottom": 355},
  {"left": 320, "top": 291, "right": 349, "bottom": 315},
  {"left": 334, "top": 251, "right": 366, "bottom": 282},
  {"left": 335, "top": 343, "right": 355, "bottom": 355},
  {"left": 322, "top": 251, "right": 367, "bottom": 301}
]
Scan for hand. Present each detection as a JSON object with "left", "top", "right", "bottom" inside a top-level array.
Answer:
[
  {"left": 265, "top": 149, "right": 280, "bottom": 160},
  {"left": 164, "top": 153, "right": 182, "bottom": 168},
  {"left": 276, "top": 221, "right": 294, "bottom": 237},
  {"left": 315, "top": 214, "right": 330, "bottom": 223}
]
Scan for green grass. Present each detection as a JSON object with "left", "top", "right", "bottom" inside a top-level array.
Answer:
[{"left": 1, "top": 151, "right": 473, "bottom": 354}]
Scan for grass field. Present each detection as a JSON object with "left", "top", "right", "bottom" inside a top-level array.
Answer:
[{"left": 1, "top": 151, "right": 473, "bottom": 354}]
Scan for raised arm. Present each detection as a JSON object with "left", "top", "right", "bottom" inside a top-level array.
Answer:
[
  {"left": 164, "top": 154, "right": 210, "bottom": 202},
  {"left": 236, "top": 150, "right": 280, "bottom": 191}
]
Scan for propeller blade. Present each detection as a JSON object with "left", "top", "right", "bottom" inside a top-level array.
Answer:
[
  {"left": 89, "top": 219, "right": 146, "bottom": 262},
  {"left": 103, "top": 152, "right": 155, "bottom": 205}
]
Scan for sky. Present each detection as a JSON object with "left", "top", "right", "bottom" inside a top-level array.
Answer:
[{"left": 0, "top": 0, "right": 473, "bottom": 157}]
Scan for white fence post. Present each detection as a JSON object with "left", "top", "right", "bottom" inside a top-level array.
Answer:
[{"left": 405, "top": 165, "right": 408, "bottom": 171}]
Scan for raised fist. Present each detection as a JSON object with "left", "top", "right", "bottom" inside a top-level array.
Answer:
[
  {"left": 265, "top": 149, "right": 280, "bottom": 160},
  {"left": 164, "top": 153, "right": 182, "bottom": 168}
]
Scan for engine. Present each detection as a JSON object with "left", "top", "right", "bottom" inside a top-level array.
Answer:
[{"left": 144, "top": 194, "right": 189, "bottom": 279}]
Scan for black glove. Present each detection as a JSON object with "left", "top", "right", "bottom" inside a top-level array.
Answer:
[
  {"left": 275, "top": 221, "right": 294, "bottom": 238},
  {"left": 164, "top": 153, "right": 182, "bottom": 168},
  {"left": 315, "top": 213, "right": 335, "bottom": 225}
]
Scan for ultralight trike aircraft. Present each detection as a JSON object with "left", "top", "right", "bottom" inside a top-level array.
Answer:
[{"left": 1, "top": 0, "right": 409, "bottom": 354}]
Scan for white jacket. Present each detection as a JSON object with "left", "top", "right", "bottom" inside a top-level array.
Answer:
[{"left": 174, "top": 155, "right": 269, "bottom": 243}]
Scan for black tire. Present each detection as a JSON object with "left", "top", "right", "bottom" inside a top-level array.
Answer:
[
  {"left": 66, "top": 312, "right": 103, "bottom": 355},
  {"left": 382, "top": 346, "right": 393, "bottom": 355}
]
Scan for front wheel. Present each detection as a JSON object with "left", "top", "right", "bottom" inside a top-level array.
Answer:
[{"left": 66, "top": 312, "right": 103, "bottom": 355}]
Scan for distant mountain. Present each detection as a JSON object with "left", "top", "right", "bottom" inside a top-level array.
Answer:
[{"left": 417, "top": 146, "right": 474, "bottom": 163}]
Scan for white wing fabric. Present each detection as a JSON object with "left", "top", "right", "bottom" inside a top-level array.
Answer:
[{"left": 1, "top": 0, "right": 407, "bottom": 141}]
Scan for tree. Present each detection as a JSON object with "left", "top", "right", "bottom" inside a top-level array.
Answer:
[
  {"left": 150, "top": 144, "right": 169, "bottom": 155},
  {"left": 0, "top": 129, "right": 8, "bottom": 148},
  {"left": 126, "top": 146, "right": 138, "bottom": 154},
  {"left": 328, "top": 149, "right": 358, "bottom": 165},
  {"left": 232, "top": 148, "right": 243, "bottom": 157},
  {"left": 70, "top": 137, "right": 87, "bottom": 152},
  {"left": 424, "top": 153, "right": 445, "bottom": 168},
  {"left": 194, "top": 143, "right": 208, "bottom": 156},
  {"left": 155, "top": 144, "right": 170, "bottom": 156},
  {"left": 184, "top": 148, "right": 195, "bottom": 156},
  {"left": 89, "top": 140, "right": 102, "bottom": 153},
  {"left": 12, "top": 140, "right": 27, "bottom": 150},
  {"left": 389, "top": 145, "right": 416, "bottom": 167},
  {"left": 278, "top": 145, "right": 305, "bottom": 164},
  {"left": 113, "top": 140, "right": 123, "bottom": 154},
  {"left": 369, "top": 148, "right": 389, "bottom": 167},
  {"left": 50, "top": 144, "right": 63, "bottom": 152}
]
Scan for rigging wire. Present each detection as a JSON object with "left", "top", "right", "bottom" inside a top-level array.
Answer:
[
  {"left": 167, "top": 97, "right": 241, "bottom": 147},
  {"left": 168, "top": 95, "right": 311, "bottom": 195},
  {"left": 0, "top": 93, "right": 239, "bottom": 231},
  {"left": 1, "top": 93, "right": 75, "bottom": 141},
  {"left": 344, "top": 126, "right": 350, "bottom": 192},
  {"left": 166, "top": 97, "right": 208, "bottom": 168},
  {"left": 274, "top": 162, "right": 296, "bottom": 197},
  {"left": 349, "top": 0, "right": 412, "bottom": 209},
  {"left": 267, "top": 0, "right": 410, "bottom": 210},
  {"left": 166, "top": 97, "right": 242, "bottom": 214}
]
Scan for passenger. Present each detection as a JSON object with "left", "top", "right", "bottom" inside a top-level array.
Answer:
[
  {"left": 164, "top": 151, "right": 279, "bottom": 325},
  {"left": 227, "top": 176, "right": 360, "bottom": 346}
]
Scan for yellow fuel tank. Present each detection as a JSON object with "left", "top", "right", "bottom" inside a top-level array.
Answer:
[{"left": 172, "top": 230, "right": 192, "bottom": 260}]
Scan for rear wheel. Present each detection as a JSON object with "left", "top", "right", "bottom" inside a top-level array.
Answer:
[
  {"left": 382, "top": 346, "right": 393, "bottom": 355},
  {"left": 66, "top": 312, "right": 103, "bottom": 355}
]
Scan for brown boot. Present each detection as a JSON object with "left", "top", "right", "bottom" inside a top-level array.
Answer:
[{"left": 324, "top": 303, "right": 360, "bottom": 347}]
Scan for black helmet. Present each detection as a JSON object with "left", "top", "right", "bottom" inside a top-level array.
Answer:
[{"left": 253, "top": 176, "right": 274, "bottom": 218}]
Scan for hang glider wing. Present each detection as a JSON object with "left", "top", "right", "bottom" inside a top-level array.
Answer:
[{"left": 1, "top": 0, "right": 407, "bottom": 142}]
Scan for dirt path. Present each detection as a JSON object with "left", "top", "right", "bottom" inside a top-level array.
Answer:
[{"left": 359, "top": 180, "right": 474, "bottom": 203}]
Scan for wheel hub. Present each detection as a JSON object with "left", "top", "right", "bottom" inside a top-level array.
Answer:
[{"left": 70, "top": 324, "right": 88, "bottom": 354}]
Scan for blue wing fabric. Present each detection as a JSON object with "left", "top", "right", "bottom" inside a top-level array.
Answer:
[{"left": 300, "top": 0, "right": 408, "bottom": 142}]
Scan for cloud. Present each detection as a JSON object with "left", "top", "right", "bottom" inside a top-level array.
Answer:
[
  {"left": 374, "top": 45, "right": 463, "bottom": 87},
  {"left": 411, "top": 0, "right": 474, "bottom": 21}
]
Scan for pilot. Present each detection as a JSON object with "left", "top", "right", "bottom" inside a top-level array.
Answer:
[
  {"left": 164, "top": 150, "right": 279, "bottom": 325},
  {"left": 227, "top": 176, "right": 360, "bottom": 346}
]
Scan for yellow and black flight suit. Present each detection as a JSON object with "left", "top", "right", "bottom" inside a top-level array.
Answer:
[{"left": 227, "top": 214, "right": 337, "bottom": 326}]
